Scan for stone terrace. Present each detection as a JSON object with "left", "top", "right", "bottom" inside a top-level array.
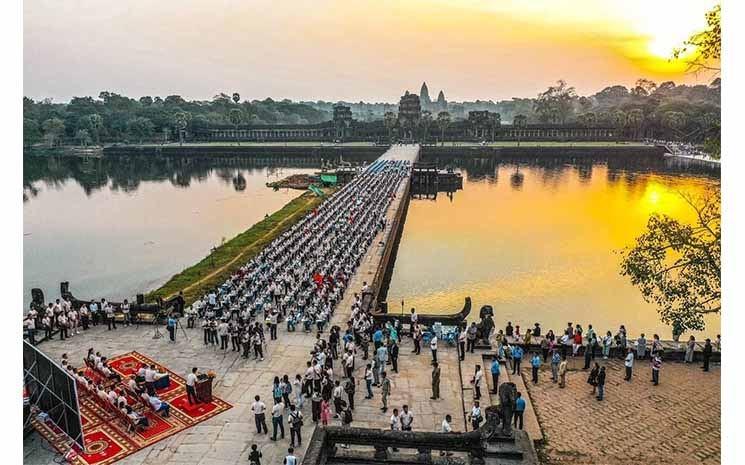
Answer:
[{"left": 523, "top": 358, "right": 720, "bottom": 465}]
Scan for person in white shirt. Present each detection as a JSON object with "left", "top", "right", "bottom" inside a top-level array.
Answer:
[
  {"left": 409, "top": 308, "right": 418, "bottom": 337},
  {"left": 469, "top": 401, "right": 482, "bottom": 430},
  {"left": 57, "top": 313, "right": 68, "bottom": 340},
  {"left": 440, "top": 414, "right": 454, "bottom": 456},
  {"left": 251, "top": 395, "right": 268, "bottom": 434},
  {"left": 186, "top": 367, "right": 200, "bottom": 404},
  {"left": 400, "top": 405, "right": 414, "bottom": 431},
  {"left": 68, "top": 309, "right": 79, "bottom": 335},
  {"left": 473, "top": 365, "right": 484, "bottom": 400},
  {"left": 144, "top": 364, "right": 166, "bottom": 395},
  {"left": 390, "top": 408, "right": 401, "bottom": 431},
  {"left": 430, "top": 335, "right": 438, "bottom": 364},
  {"left": 624, "top": 348, "right": 634, "bottom": 381},
  {"left": 121, "top": 300, "right": 131, "bottom": 326},
  {"left": 271, "top": 401, "right": 285, "bottom": 441},
  {"left": 142, "top": 393, "right": 170, "bottom": 417}
]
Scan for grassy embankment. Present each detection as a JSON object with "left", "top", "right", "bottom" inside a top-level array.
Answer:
[{"left": 147, "top": 190, "right": 327, "bottom": 305}]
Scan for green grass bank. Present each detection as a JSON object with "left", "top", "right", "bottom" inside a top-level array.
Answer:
[{"left": 146, "top": 190, "right": 327, "bottom": 305}]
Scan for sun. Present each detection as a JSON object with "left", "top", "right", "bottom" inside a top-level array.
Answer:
[{"left": 630, "top": 1, "right": 714, "bottom": 60}]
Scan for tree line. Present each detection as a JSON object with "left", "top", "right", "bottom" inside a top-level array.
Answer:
[{"left": 23, "top": 92, "right": 331, "bottom": 148}]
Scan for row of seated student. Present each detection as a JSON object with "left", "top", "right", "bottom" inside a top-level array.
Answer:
[{"left": 61, "top": 351, "right": 172, "bottom": 431}]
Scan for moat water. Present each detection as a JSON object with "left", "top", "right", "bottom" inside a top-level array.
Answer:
[
  {"left": 24, "top": 153, "right": 720, "bottom": 338},
  {"left": 386, "top": 155, "right": 720, "bottom": 339},
  {"left": 23, "top": 156, "right": 317, "bottom": 309}
]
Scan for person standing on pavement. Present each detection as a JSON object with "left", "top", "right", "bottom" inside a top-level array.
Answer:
[
  {"left": 364, "top": 363, "right": 374, "bottom": 399},
  {"left": 587, "top": 362, "right": 599, "bottom": 396},
  {"left": 270, "top": 399, "right": 285, "bottom": 441},
  {"left": 472, "top": 365, "right": 483, "bottom": 400},
  {"left": 389, "top": 340, "right": 399, "bottom": 373},
  {"left": 703, "top": 338, "right": 713, "bottom": 371},
  {"left": 344, "top": 376, "right": 356, "bottom": 411},
  {"left": 596, "top": 366, "right": 606, "bottom": 401},
  {"left": 624, "top": 348, "right": 634, "bottom": 381},
  {"left": 458, "top": 327, "right": 466, "bottom": 361},
  {"left": 511, "top": 344, "right": 523, "bottom": 375},
  {"left": 530, "top": 353, "right": 541, "bottom": 384},
  {"left": 685, "top": 336, "right": 696, "bottom": 363},
  {"left": 251, "top": 395, "right": 268, "bottom": 434},
  {"left": 551, "top": 350, "right": 560, "bottom": 383},
  {"left": 431, "top": 362, "right": 441, "bottom": 400},
  {"left": 651, "top": 352, "right": 662, "bottom": 385},
  {"left": 513, "top": 392, "right": 526, "bottom": 430},
  {"left": 558, "top": 354, "right": 568, "bottom": 388},
  {"left": 400, "top": 404, "right": 414, "bottom": 431},
  {"left": 283, "top": 448, "right": 297, "bottom": 465},
  {"left": 490, "top": 356, "right": 500, "bottom": 394},
  {"left": 430, "top": 334, "right": 438, "bottom": 364},
  {"left": 413, "top": 324, "right": 422, "bottom": 355},
  {"left": 380, "top": 371, "right": 391, "bottom": 412},
  {"left": 288, "top": 404, "right": 304, "bottom": 448},
  {"left": 467, "top": 322, "right": 478, "bottom": 353}
]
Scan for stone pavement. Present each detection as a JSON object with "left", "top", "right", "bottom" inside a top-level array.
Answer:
[{"left": 523, "top": 358, "right": 720, "bottom": 465}]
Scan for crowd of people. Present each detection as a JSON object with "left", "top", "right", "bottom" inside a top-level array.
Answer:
[
  {"left": 23, "top": 296, "right": 136, "bottom": 345},
  {"left": 483, "top": 320, "right": 720, "bottom": 404}
]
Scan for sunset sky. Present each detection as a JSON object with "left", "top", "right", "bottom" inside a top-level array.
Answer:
[{"left": 23, "top": 0, "right": 718, "bottom": 103}]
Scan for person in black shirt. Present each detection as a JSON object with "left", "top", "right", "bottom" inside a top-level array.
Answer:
[
  {"left": 505, "top": 322, "right": 514, "bottom": 337},
  {"left": 389, "top": 341, "right": 399, "bottom": 373},
  {"left": 702, "top": 338, "right": 713, "bottom": 372},
  {"left": 532, "top": 323, "right": 541, "bottom": 337},
  {"left": 248, "top": 444, "right": 262, "bottom": 465}
]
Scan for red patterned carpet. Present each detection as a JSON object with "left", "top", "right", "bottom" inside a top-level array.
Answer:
[{"left": 31, "top": 351, "right": 232, "bottom": 465}]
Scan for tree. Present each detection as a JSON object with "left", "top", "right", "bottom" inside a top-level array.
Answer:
[
  {"left": 611, "top": 110, "right": 627, "bottom": 142},
  {"left": 513, "top": 114, "right": 527, "bottom": 147},
  {"left": 420, "top": 110, "right": 433, "bottom": 143},
  {"left": 577, "top": 112, "right": 597, "bottom": 127},
  {"left": 127, "top": 117, "right": 155, "bottom": 144},
  {"left": 139, "top": 96, "right": 153, "bottom": 106},
  {"left": 75, "top": 129, "right": 92, "bottom": 146},
  {"left": 228, "top": 108, "right": 244, "bottom": 145},
  {"left": 631, "top": 79, "right": 657, "bottom": 97},
  {"left": 663, "top": 111, "right": 687, "bottom": 139},
  {"left": 173, "top": 111, "right": 190, "bottom": 145},
  {"left": 620, "top": 189, "right": 720, "bottom": 334},
  {"left": 41, "top": 118, "right": 65, "bottom": 147},
  {"left": 436, "top": 111, "right": 451, "bottom": 146},
  {"left": 383, "top": 112, "right": 397, "bottom": 142},
  {"left": 534, "top": 80, "right": 577, "bottom": 124},
  {"left": 673, "top": 4, "right": 720, "bottom": 74},
  {"left": 24, "top": 118, "right": 41, "bottom": 148},
  {"left": 626, "top": 109, "right": 645, "bottom": 139},
  {"left": 85, "top": 114, "right": 104, "bottom": 145}
]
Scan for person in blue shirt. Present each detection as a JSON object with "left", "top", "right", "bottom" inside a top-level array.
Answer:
[
  {"left": 373, "top": 328, "right": 384, "bottom": 350},
  {"left": 511, "top": 345, "right": 523, "bottom": 375},
  {"left": 551, "top": 350, "right": 561, "bottom": 383},
  {"left": 530, "top": 353, "right": 542, "bottom": 384},
  {"left": 490, "top": 356, "right": 501, "bottom": 394},
  {"left": 513, "top": 392, "right": 526, "bottom": 430},
  {"left": 166, "top": 314, "right": 177, "bottom": 342}
]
